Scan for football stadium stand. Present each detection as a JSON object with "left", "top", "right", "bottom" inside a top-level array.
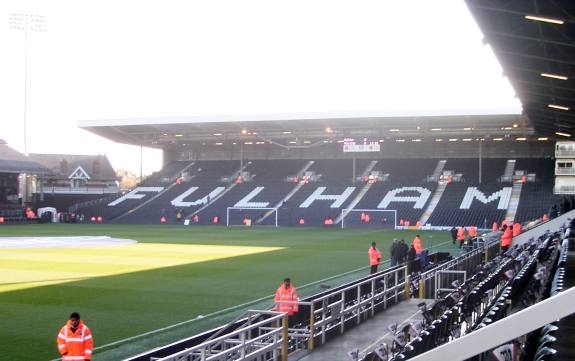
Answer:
[{"left": 70, "top": 158, "right": 560, "bottom": 228}]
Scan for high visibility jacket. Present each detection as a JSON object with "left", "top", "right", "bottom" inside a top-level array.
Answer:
[
  {"left": 412, "top": 237, "right": 423, "bottom": 254},
  {"left": 57, "top": 320, "right": 93, "bottom": 361},
  {"left": 512, "top": 223, "right": 522, "bottom": 237},
  {"left": 457, "top": 227, "right": 465, "bottom": 241},
  {"left": 274, "top": 284, "right": 299, "bottom": 315},
  {"left": 492, "top": 222, "right": 498, "bottom": 232},
  {"left": 501, "top": 228, "right": 513, "bottom": 247},
  {"left": 468, "top": 226, "right": 477, "bottom": 238},
  {"left": 368, "top": 247, "right": 381, "bottom": 266}
]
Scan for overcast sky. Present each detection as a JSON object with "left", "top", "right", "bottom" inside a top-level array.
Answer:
[{"left": 1, "top": 0, "right": 521, "bottom": 175}]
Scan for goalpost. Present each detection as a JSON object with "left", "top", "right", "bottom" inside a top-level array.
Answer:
[
  {"left": 341, "top": 208, "right": 397, "bottom": 229},
  {"left": 226, "top": 207, "right": 279, "bottom": 227}
]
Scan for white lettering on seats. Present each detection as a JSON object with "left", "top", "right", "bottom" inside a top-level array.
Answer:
[
  {"left": 377, "top": 187, "right": 431, "bottom": 209},
  {"left": 234, "top": 187, "right": 269, "bottom": 208},
  {"left": 108, "top": 187, "right": 164, "bottom": 206},
  {"left": 171, "top": 187, "right": 225, "bottom": 207},
  {"left": 459, "top": 187, "right": 512, "bottom": 210},
  {"left": 299, "top": 187, "right": 356, "bottom": 208}
]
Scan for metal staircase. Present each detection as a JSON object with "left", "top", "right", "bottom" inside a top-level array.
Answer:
[
  {"left": 501, "top": 159, "right": 516, "bottom": 182},
  {"left": 504, "top": 181, "right": 523, "bottom": 223},
  {"left": 418, "top": 182, "right": 448, "bottom": 226}
]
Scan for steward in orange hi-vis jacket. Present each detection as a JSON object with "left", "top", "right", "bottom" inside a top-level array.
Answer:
[
  {"left": 273, "top": 278, "right": 299, "bottom": 316},
  {"left": 57, "top": 312, "right": 93, "bottom": 361},
  {"left": 412, "top": 235, "right": 423, "bottom": 254},
  {"left": 368, "top": 242, "right": 382, "bottom": 274}
]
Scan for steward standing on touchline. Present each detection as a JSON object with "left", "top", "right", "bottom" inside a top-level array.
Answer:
[
  {"left": 368, "top": 242, "right": 382, "bottom": 274},
  {"left": 57, "top": 312, "right": 93, "bottom": 361}
]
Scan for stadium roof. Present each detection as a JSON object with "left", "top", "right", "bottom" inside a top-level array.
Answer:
[
  {"left": 0, "top": 140, "right": 49, "bottom": 174},
  {"left": 78, "top": 113, "right": 528, "bottom": 149},
  {"left": 466, "top": 0, "right": 575, "bottom": 136}
]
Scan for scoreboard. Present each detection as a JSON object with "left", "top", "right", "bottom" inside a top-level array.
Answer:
[{"left": 343, "top": 138, "right": 381, "bottom": 153}]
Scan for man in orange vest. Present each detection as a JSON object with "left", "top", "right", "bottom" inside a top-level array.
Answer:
[
  {"left": 57, "top": 312, "right": 93, "bottom": 361},
  {"left": 457, "top": 227, "right": 466, "bottom": 248},
  {"left": 468, "top": 225, "right": 477, "bottom": 238},
  {"left": 500, "top": 225, "right": 513, "bottom": 254},
  {"left": 492, "top": 222, "right": 498, "bottom": 232},
  {"left": 512, "top": 222, "right": 522, "bottom": 237},
  {"left": 412, "top": 235, "right": 423, "bottom": 254},
  {"left": 273, "top": 278, "right": 299, "bottom": 316},
  {"left": 368, "top": 242, "right": 382, "bottom": 274}
]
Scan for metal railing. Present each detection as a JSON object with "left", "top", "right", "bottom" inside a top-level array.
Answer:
[
  {"left": 152, "top": 266, "right": 408, "bottom": 361},
  {"left": 304, "top": 265, "right": 408, "bottom": 350},
  {"left": 41, "top": 185, "right": 118, "bottom": 194},
  {"left": 416, "top": 237, "right": 500, "bottom": 299},
  {"left": 155, "top": 311, "right": 288, "bottom": 361},
  {"left": 555, "top": 167, "right": 575, "bottom": 176}
]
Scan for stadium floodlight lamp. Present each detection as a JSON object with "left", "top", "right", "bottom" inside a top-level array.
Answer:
[
  {"left": 396, "top": 139, "right": 405, "bottom": 142},
  {"left": 493, "top": 138, "right": 503, "bottom": 141},
  {"left": 282, "top": 131, "right": 292, "bottom": 134},
  {"left": 325, "top": 127, "right": 333, "bottom": 133},
  {"left": 548, "top": 104, "right": 570, "bottom": 111},
  {"left": 538, "top": 137, "right": 548, "bottom": 141},
  {"left": 556, "top": 132, "right": 571, "bottom": 137},
  {"left": 411, "top": 138, "right": 421, "bottom": 142},
  {"left": 516, "top": 137, "right": 526, "bottom": 141},
  {"left": 541, "top": 72, "right": 568, "bottom": 80},
  {"left": 435, "top": 138, "right": 443, "bottom": 142},
  {"left": 9, "top": 13, "right": 47, "bottom": 32},
  {"left": 448, "top": 138, "right": 458, "bottom": 142},
  {"left": 241, "top": 129, "right": 248, "bottom": 134},
  {"left": 431, "top": 128, "right": 442, "bottom": 131},
  {"left": 213, "top": 133, "right": 222, "bottom": 136},
  {"left": 462, "top": 138, "right": 473, "bottom": 141},
  {"left": 463, "top": 127, "right": 473, "bottom": 130},
  {"left": 525, "top": 15, "right": 564, "bottom": 25},
  {"left": 389, "top": 128, "right": 400, "bottom": 132}
]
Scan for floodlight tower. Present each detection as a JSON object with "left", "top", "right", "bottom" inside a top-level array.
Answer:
[
  {"left": 9, "top": 13, "right": 46, "bottom": 205},
  {"left": 8, "top": 13, "right": 47, "bottom": 156}
]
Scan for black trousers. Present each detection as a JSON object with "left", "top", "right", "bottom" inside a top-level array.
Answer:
[{"left": 370, "top": 265, "right": 378, "bottom": 274}]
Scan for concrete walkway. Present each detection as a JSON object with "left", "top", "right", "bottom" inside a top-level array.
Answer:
[{"left": 299, "top": 298, "right": 432, "bottom": 361}]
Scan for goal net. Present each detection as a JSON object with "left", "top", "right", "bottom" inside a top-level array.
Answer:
[
  {"left": 340, "top": 209, "right": 397, "bottom": 229},
  {"left": 226, "top": 207, "right": 279, "bottom": 227}
]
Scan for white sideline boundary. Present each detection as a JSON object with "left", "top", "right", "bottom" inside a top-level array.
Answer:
[
  {"left": 48, "top": 239, "right": 453, "bottom": 360},
  {"left": 0, "top": 236, "right": 137, "bottom": 248}
]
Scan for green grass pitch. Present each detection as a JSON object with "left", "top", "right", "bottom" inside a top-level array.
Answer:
[{"left": 0, "top": 224, "right": 456, "bottom": 361}]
